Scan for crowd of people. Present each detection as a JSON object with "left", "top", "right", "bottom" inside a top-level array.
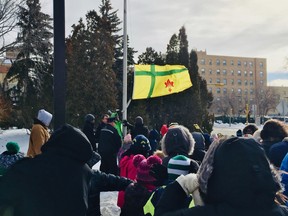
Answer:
[{"left": 0, "top": 110, "right": 288, "bottom": 216}]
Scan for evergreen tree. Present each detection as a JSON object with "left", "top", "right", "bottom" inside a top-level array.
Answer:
[
  {"left": 66, "top": 1, "right": 121, "bottom": 126},
  {"left": 137, "top": 47, "right": 165, "bottom": 65},
  {"left": 166, "top": 34, "right": 179, "bottom": 64},
  {"left": 4, "top": 0, "right": 53, "bottom": 127}
]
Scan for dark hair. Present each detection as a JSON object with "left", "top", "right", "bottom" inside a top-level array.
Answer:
[
  {"left": 243, "top": 124, "right": 258, "bottom": 135},
  {"left": 260, "top": 119, "right": 288, "bottom": 142}
]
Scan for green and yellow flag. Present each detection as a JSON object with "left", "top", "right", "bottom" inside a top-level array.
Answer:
[{"left": 132, "top": 64, "right": 192, "bottom": 100}]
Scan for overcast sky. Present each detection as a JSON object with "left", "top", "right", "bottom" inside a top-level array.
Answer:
[{"left": 41, "top": 0, "right": 288, "bottom": 86}]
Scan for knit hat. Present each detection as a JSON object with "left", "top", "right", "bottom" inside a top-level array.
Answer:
[
  {"left": 107, "top": 112, "right": 118, "bottom": 123},
  {"left": 6, "top": 142, "right": 20, "bottom": 154},
  {"left": 131, "top": 135, "right": 151, "bottom": 156},
  {"left": 135, "top": 116, "right": 144, "bottom": 126},
  {"left": 167, "top": 155, "right": 191, "bottom": 180},
  {"left": 161, "top": 125, "right": 195, "bottom": 156},
  {"left": 37, "top": 109, "right": 53, "bottom": 127},
  {"left": 236, "top": 129, "right": 242, "bottom": 137},
  {"left": 133, "top": 154, "right": 162, "bottom": 183},
  {"left": 85, "top": 114, "right": 95, "bottom": 123}
]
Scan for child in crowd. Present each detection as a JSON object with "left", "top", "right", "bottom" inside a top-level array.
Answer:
[
  {"left": 117, "top": 135, "right": 152, "bottom": 209},
  {"left": 120, "top": 154, "right": 162, "bottom": 216},
  {"left": 0, "top": 142, "right": 25, "bottom": 176}
]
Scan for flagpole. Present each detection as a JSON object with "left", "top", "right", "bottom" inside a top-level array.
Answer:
[{"left": 122, "top": 0, "right": 128, "bottom": 136}]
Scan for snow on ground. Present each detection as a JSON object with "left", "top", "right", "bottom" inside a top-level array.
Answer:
[{"left": 0, "top": 123, "right": 262, "bottom": 216}]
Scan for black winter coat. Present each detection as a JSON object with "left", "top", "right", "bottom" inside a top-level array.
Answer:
[
  {"left": 87, "top": 170, "right": 133, "bottom": 216},
  {"left": 155, "top": 182, "right": 288, "bottom": 216},
  {"left": 83, "top": 121, "right": 97, "bottom": 151},
  {"left": 0, "top": 124, "right": 93, "bottom": 216}
]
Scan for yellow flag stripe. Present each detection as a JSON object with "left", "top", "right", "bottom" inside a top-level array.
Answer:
[{"left": 135, "top": 65, "right": 188, "bottom": 98}]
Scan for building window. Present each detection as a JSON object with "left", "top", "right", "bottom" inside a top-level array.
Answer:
[
  {"left": 244, "top": 80, "right": 248, "bottom": 86},
  {"left": 223, "top": 69, "right": 227, "bottom": 75},
  {"left": 260, "top": 62, "right": 263, "bottom": 68},
  {"left": 237, "top": 79, "right": 242, "bottom": 85},
  {"left": 231, "top": 60, "right": 234, "bottom": 65},
  {"left": 249, "top": 62, "right": 253, "bottom": 67},
  {"left": 200, "top": 59, "right": 205, "bottom": 65},
  {"left": 237, "top": 60, "right": 241, "bottom": 66},
  {"left": 244, "top": 89, "right": 248, "bottom": 95},
  {"left": 223, "top": 79, "right": 227, "bottom": 85},
  {"left": 244, "top": 71, "right": 247, "bottom": 76},
  {"left": 223, "top": 60, "right": 227, "bottom": 66},
  {"left": 208, "top": 87, "right": 212, "bottom": 92},
  {"left": 209, "top": 59, "right": 212, "bottom": 65},
  {"left": 216, "top": 59, "right": 220, "bottom": 65},
  {"left": 216, "top": 78, "right": 221, "bottom": 83},
  {"left": 216, "top": 69, "right": 220, "bottom": 75},
  {"left": 260, "top": 80, "right": 264, "bottom": 85},
  {"left": 231, "top": 70, "right": 234, "bottom": 75},
  {"left": 223, "top": 88, "right": 227, "bottom": 94},
  {"left": 250, "top": 80, "right": 253, "bottom": 85},
  {"left": 250, "top": 89, "right": 254, "bottom": 95},
  {"left": 249, "top": 71, "right": 253, "bottom": 77},
  {"left": 216, "top": 88, "right": 221, "bottom": 94},
  {"left": 231, "top": 79, "right": 234, "bottom": 85},
  {"left": 244, "top": 61, "right": 247, "bottom": 66},
  {"left": 238, "top": 88, "right": 242, "bottom": 94},
  {"left": 209, "top": 78, "right": 212, "bottom": 84},
  {"left": 209, "top": 69, "right": 212, "bottom": 75},
  {"left": 237, "top": 70, "right": 241, "bottom": 76},
  {"left": 201, "top": 68, "right": 205, "bottom": 75},
  {"left": 260, "top": 71, "right": 263, "bottom": 77},
  {"left": 231, "top": 88, "right": 234, "bottom": 93}
]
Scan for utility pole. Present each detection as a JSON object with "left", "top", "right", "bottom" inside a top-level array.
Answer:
[
  {"left": 122, "top": 0, "right": 128, "bottom": 136},
  {"left": 53, "top": 0, "right": 66, "bottom": 130}
]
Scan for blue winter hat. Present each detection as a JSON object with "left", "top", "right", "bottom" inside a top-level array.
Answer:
[
  {"left": 6, "top": 142, "right": 20, "bottom": 154},
  {"left": 131, "top": 135, "right": 151, "bottom": 156}
]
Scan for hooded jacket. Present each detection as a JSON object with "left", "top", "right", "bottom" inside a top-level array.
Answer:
[
  {"left": 155, "top": 137, "right": 288, "bottom": 216},
  {"left": 0, "top": 124, "right": 93, "bottom": 216},
  {"left": 27, "top": 118, "right": 50, "bottom": 157}
]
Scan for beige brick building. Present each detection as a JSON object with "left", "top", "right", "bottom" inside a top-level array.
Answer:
[{"left": 196, "top": 50, "right": 267, "bottom": 116}]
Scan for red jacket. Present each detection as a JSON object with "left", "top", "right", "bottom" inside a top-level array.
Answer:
[{"left": 117, "top": 154, "right": 137, "bottom": 208}]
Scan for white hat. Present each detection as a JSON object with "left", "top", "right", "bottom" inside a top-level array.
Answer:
[{"left": 37, "top": 109, "right": 53, "bottom": 126}]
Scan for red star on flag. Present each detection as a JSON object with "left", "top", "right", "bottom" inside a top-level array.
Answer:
[{"left": 165, "top": 79, "right": 174, "bottom": 92}]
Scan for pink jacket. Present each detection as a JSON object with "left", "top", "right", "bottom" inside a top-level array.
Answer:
[{"left": 117, "top": 154, "right": 137, "bottom": 208}]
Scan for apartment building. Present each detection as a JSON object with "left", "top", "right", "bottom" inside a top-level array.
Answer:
[{"left": 196, "top": 50, "right": 267, "bottom": 116}]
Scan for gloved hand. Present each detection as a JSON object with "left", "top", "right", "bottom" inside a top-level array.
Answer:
[
  {"left": 149, "top": 163, "right": 168, "bottom": 186},
  {"left": 122, "top": 120, "right": 128, "bottom": 126},
  {"left": 176, "top": 173, "right": 199, "bottom": 196}
]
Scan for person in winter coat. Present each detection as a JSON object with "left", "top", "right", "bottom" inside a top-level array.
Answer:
[
  {"left": 27, "top": 109, "right": 53, "bottom": 157},
  {"left": 260, "top": 119, "right": 288, "bottom": 157},
  {"left": 148, "top": 128, "right": 161, "bottom": 153},
  {"left": 83, "top": 114, "right": 97, "bottom": 151},
  {"left": 280, "top": 152, "right": 288, "bottom": 205},
  {"left": 269, "top": 137, "right": 288, "bottom": 168},
  {"left": 161, "top": 125, "right": 198, "bottom": 172},
  {"left": 98, "top": 116, "right": 122, "bottom": 175},
  {"left": 144, "top": 155, "right": 196, "bottom": 216},
  {"left": 243, "top": 123, "right": 258, "bottom": 137},
  {"left": 0, "top": 124, "right": 94, "bottom": 215},
  {"left": 87, "top": 169, "right": 133, "bottom": 216},
  {"left": 190, "top": 132, "right": 206, "bottom": 164},
  {"left": 117, "top": 134, "right": 152, "bottom": 209},
  {"left": 120, "top": 154, "right": 162, "bottom": 216},
  {"left": 124, "top": 116, "right": 149, "bottom": 139},
  {"left": 0, "top": 142, "right": 25, "bottom": 176},
  {"left": 95, "top": 114, "right": 109, "bottom": 145},
  {"left": 154, "top": 136, "right": 288, "bottom": 216}
]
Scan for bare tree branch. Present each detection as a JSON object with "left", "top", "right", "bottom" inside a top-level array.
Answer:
[{"left": 0, "top": 0, "right": 25, "bottom": 56}]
